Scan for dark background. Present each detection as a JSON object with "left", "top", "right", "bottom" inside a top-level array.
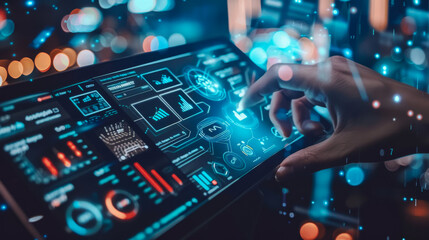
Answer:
[{"left": 1, "top": 0, "right": 429, "bottom": 239}]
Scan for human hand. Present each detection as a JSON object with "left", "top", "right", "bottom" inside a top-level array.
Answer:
[{"left": 238, "top": 56, "right": 429, "bottom": 182}]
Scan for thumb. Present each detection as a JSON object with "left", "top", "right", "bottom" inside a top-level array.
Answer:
[{"left": 275, "top": 135, "right": 347, "bottom": 182}]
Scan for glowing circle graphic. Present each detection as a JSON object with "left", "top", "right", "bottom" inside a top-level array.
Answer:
[
  {"left": 105, "top": 190, "right": 139, "bottom": 220},
  {"left": 66, "top": 200, "right": 103, "bottom": 236},
  {"left": 186, "top": 68, "right": 226, "bottom": 101}
]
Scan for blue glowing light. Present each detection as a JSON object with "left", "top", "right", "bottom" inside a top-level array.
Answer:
[
  {"left": 333, "top": 9, "right": 339, "bottom": 16},
  {"left": 414, "top": 0, "right": 420, "bottom": 5},
  {"left": 0, "top": 204, "right": 7, "bottom": 211},
  {"left": 25, "top": 0, "right": 34, "bottom": 7},
  {"left": 403, "top": 197, "right": 407, "bottom": 201},
  {"left": 359, "top": 226, "right": 363, "bottom": 230},
  {"left": 249, "top": 47, "right": 267, "bottom": 65},
  {"left": 273, "top": 31, "right": 290, "bottom": 48},
  {"left": 374, "top": 53, "right": 380, "bottom": 59},
  {"left": 128, "top": 0, "right": 156, "bottom": 13},
  {"left": 382, "top": 65, "right": 388, "bottom": 75},
  {"left": 394, "top": 47, "right": 401, "bottom": 53},
  {"left": 345, "top": 166, "right": 364, "bottom": 186},
  {"left": 407, "top": 40, "right": 413, "bottom": 46},
  {"left": 31, "top": 27, "right": 54, "bottom": 49},
  {"left": 339, "top": 170, "right": 344, "bottom": 176},
  {"left": 343, "top": 48, "right": 352, "bottom": 58},
  {"left": 393, "top": 94, "right": 401, "bottom": 103},
  {"left": 150, "top": 36, "right": 168, "bottom": 51}
]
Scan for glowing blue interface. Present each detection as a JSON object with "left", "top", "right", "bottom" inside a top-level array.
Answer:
[{"left": 0, "top": 44, "right": 304, "bottom": 239}]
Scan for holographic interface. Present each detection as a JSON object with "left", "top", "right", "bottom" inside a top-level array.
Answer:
[{"left": 0, "top": 42, "right": 305, "bottom": 240}]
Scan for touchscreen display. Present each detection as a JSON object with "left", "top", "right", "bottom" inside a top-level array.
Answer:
[{"left": 0, "top": 43, "right": 303, "bottom": 239}]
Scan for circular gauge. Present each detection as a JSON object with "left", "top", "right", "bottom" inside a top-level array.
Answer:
[
  {"left": 65, "top": 200, "right": 103, "bottom": 236},
  {"left": 105, "top": 190, "right": 139, "bottom": 220},
  {"left": 222, "top": 105, "right": 259, "bottom": 129},
  {"left": 223, "top": 152, "right": 246, "bottom": 170},
  {"left": 185, "top": 68, "right": 226, "bottom": 101}
]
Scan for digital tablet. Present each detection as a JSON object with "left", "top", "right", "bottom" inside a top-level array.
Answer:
[{"left": 0, "top": 38, "right": 324, "bottom": 240}]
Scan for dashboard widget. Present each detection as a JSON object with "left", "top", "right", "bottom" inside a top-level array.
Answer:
[
  {"left": 70, "top": 90, "right": 111, "bottom": 117},
  {"left": 142, "top": 68, "right": 182, "bottom": 92},
  {"left": 160, "top": 89, "right": 203, "bottom": 120},
  {"left": 132, "top": 97, "right": 181, "bottom": 132}
]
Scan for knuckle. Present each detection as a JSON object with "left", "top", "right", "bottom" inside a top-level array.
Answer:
[{"left": 329, "top": 55, "right": 347, "bottom": 65}]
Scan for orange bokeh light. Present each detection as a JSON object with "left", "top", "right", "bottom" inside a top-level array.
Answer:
[
  {"left": 62, "top": 48, "right": 77, "bottom": 67},
  {"left": 50, "top": 48, "right": 62, "bottom": 59},
  {"left": 35, "top": 52, "right": 52, "bottom": 72},
  {"left": 142, "top": 35, "right": 155, "bottom": 52},
  {"left": 336, "top": 233, "right": 353, "bottom": 240},
  {"left": 300, "top": 222, "right": 319, "bottom": 240},
  {"left": 8, "top": 60, "right": 24, "bottom": 79},
  {"left": 20, "top": 57, "right": 34, "bottom": 76},
  {"left": 0, "top": 66, "right": 7, "bottom": 85},
  {"left": 369, "top": 0, "right": 389, "bottom": 32},
  {"left": 299, "top": 37, "right": 318, "bottom": 62}
]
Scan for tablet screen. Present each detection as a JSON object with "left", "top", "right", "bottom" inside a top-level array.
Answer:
[{"left": 0, "top": 41, "right": 303, "bottom": 239}]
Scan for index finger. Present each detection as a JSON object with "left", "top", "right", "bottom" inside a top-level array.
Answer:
[{"left": 238, "top": 63, "right": 317, "bottom": 110}]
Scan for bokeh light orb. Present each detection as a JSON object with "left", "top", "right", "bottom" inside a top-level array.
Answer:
[
  {"left": 300, "top": 222, "right": 319, "bottom": 240},
  {"left": 273, "top": 31, "right": 290, "bottom": 48},
  {"left": 410, "top": 47, "right": 425, "bottom": 65},
  {"left": 0, "top": 9, "right": 7, "bottom": 29},
  {"left": 111, "top": 36, "right": 128, "bottom": 54},
  {"left": 142, "top": 35, "right": 155, "bottom": 52},
  {"left": 67, "top": 7, "right": 103, "bottom": 33},
  {"left": 249, "top": 47, "right": 267, "bottom": 65},
  {"left": 99, "top": 0, "right": 116, "bottom": 9},
  {"left": 400, "top": 16, "right": 416, "bottom": 36},
  {"left": 20, "top": 57, "right": 34, "bottom": 76},
  {"left": 336, "top": 233, "right": 353, "bottom": 240},
  {"left": 8, "top": 61, "right": 24, "bottom": 79},
  {"left": 372, "top": 100, "right": 380, "bottom": 109},
  {"left": 53, "top": 53, "right": 70, "bottom": 72},
  {"left": 77, "top": 50, "right": 96, "bottom": 67},
  {"left": 0, "top": 19, "right": 15, "bottom": 39},
  {"left": 154, "top": 0, "right": 175, "bottom": 11},
  {"left": 62, "top": 48, "right": 77, "bottom": 67},
  {"left": 128, "top": 0, "right": 156, "bottom": 13},
  {"left": 168, "top": 33, "right": 186, "bottom": 47},
  {"left": 0, "top": 66, "right": 7, "bottom": 85},
  {"left": 278, "top": 65, "right": 293, "bottom": 81},
  {"left": 150, "top": 36, "right": 168, "bottom": 51},
  {"left": 35, "top": 52, "right": 52, "bottom": 72},
  {"left": 346, "top": 166, "right": 365, "bottom": 186}
]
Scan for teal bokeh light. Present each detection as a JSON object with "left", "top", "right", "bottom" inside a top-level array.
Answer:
[
  {"left": 249, "top": 47, "right": 267, "bottom": 65},
  {"left": 346, "top": 166, "right": 365, "bottom": 186}
]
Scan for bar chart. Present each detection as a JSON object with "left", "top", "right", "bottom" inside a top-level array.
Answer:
[
  {"left": 178, "top": 95, "right": 194, "bottom": 112},
  {"left": 150, "top": 107, "right": 170, "bottom": 121}
]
